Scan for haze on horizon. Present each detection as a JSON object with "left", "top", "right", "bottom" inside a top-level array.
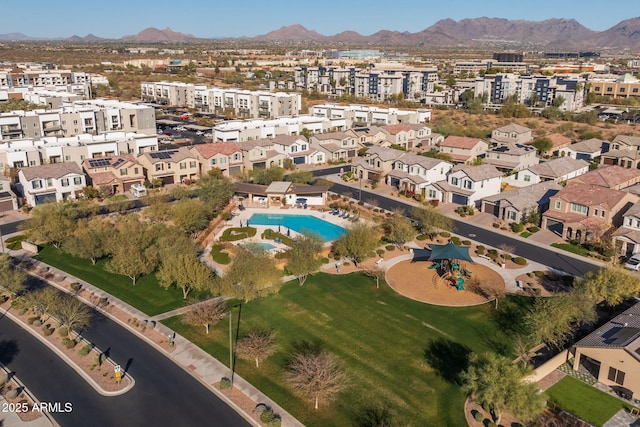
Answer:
[{"left": 8, "top": 0, "right": 640, "bottom": 39}]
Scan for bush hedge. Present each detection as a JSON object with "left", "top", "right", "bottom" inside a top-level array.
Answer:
[
  {"left": 210, "top": 244, "right": 231, "bottom": 264},
  {"left": 78, "top": 345, "right": 93, "bottom": 356},
  {"left": 510, "top": 222, "right": 525, "bottom": 233},
  {"left": 450, "top": 236, "right": 461, "bottom": 246},
  {"left": 219, "top": 227, "right": 257, "bottom": 242},
  {"left": 439, "top": 231, "right": 451, "bottom": 238},
  {"left": 219, "top": 377, "right": 232, "bottom": 390},
  {"left": 512, "top": 257, "right": 527, "bottom": 265},
  {"left": 385, "top": 245, "right": 396, "bottom": 251},
  {"left": 527, "top": 226, "right": 540, "bottom": 233}
]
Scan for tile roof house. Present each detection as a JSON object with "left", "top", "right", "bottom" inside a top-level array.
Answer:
[
  {"left": 481, "top": 181, "right": 561, "bottom": 224},
  {"left": 571, "top": 302, "right": 640, "bottom": 399},
  {"left": 0, "top": 176, "right": 19, "bottom": 212},
  {"left": 423, "top": 164, "right": 502, "bottom": 207},
  {"left": 613, "top": 200, "right": 640, "bottom": 256},
  {"left": 310, "top": 131, "right": 360, "bottom": 161},
  {"left": 269, "top": 135, "right": 326, "bottom": 166},
  {"left": 483, "top": 143, "right": 539, "bottom": 173},
  {"left": 18, "top": 161, "right": 86, "bottom": 206},
  {"left": 82, "top": 155, "right": 145, "bottom": 195},
  {"left": 137, "top": 147, "right": 200, "bottom": 185},
  {"left": 438, "top": 136, "right": 489, "bottom": 164},
  {"left": 542, "top": 183, "right": 639, "bottom": 242},
  {"left": 558, "top": 138, "right": 607, "bottom": 160},
  {"left": 189, "top": 142, "right": 244, "bottom": 177},
  {"left": 505, "top": 157, "right": 589, "bottom": 187},
  {"left": 351, "top": 146, "right": 405, "bottom": 183},
  {"left": 386, "top": 153, "right": 453, "bottom": 197},
  {"left": 380, "top": 123, "right": 432, "bottom": 150},
  {"left": 345, "top": 126, "right": 387, "bottom": 147},
  {"left": 490, "top": 123, "right": 533, "bottom": 145},
  {"left": 569, "top": 165, "right": 640, "bottom": 190},
  {"left": 601, "top": 135, "right": 640, "bottom": 169},
  {"left": 542, "top": 133, "right": 573, "bottom": 156},
  {"left": 235, "top": 139, "right": 288, "bottom": 170}
]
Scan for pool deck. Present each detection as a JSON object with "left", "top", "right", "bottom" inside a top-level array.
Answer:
[{"left": 217, "top": 205, "right": 354, "bottom": 248}]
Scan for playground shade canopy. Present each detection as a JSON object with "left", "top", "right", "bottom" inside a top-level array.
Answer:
[{"left": 428, "top": 242, "right": 474, "bottom": 263}]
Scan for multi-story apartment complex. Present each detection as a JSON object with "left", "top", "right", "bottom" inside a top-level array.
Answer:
[
  {"left": 141, "top": 81, "right": 301, "bottom": 119},
  {"left": 309, "top": 104, "right": 431, "bottom": 126},
  {"left": 0, "top": 100, "right": 156, "bottom": 142},
  {"left": 588, "top": 74, "right": 640, "bottom": 99}
]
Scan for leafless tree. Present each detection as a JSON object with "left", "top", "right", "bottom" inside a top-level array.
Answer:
[
  {"left": 52, "top": 295, "right": 93, "bottom": 338},
  {"left": 182, "top": 298, "right": 227, "bottom": 334},
  {"left": 285, "top": 350, "right": 348, "bottom": 410},
  {"left": 498, "top": 243, "right": 515, "bottom": 262},
  {"left": 236, "top": 329, "right": 276, "bottom": 368},
  {"left": 362, "top": 266, "right": 385, "bottom": 289},
  {"left": 22, "top": 287, "right": 61, "bottom": 322}
]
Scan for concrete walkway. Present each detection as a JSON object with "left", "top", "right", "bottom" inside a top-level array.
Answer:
[{"left": 7, "top": 248, "right": 303, "bottom": 427}]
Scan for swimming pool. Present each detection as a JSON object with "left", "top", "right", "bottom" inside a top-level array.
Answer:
[
  {"left": 241, "top": 242, "right": 276, "bottom": 252},
  {"left": 248, "top": 213, "right": 346, "bottom": 242}
]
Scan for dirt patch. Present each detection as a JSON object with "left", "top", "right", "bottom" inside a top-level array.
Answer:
[
  {"left": 514, "top": 271, "right": 571, "bottom": 297},
  {"left": 386, "top": 259, "right": 505, "bottom": 306},
  {"left": 214, "top": 383, "right": 262, "bottom": 425},
  {"left": 464, "top": 397, "right": 522, "bottom": 427}
]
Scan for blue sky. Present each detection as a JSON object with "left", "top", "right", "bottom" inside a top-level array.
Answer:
[{"left": 11, "top": 0, "right": 640, "bottom": 38}]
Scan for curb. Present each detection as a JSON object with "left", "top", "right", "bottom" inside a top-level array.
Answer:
[{"left": 0, "top": 305, "right": 134, "bottom": 397}]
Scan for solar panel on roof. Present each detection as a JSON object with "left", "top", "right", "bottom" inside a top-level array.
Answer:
[
  {"left": 88, "top": 158, "right": 111, "bottom": 168},
  {"left": 112, "top": 158, "right": 125, "bottom": 168}
]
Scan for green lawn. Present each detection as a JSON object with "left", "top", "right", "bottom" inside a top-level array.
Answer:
[
  {"left": 546, "top": 376, "right": 632, "bottom": 426},
  {"left": 520, "top": 231, "right": 532, "bottom": 238},
  {"left": 551, "top": 243, "right": 590, "bottom": 257},
  {"left": 35, "top": 245, "right": 208, "bottom": 316},
  {"left": 163, "top": 272, "right": 511, "bottom": 427}
]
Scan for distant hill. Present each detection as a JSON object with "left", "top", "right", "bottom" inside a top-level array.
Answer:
[
  {"left": 121, "top": 27, "right": 196, "bottom": 42},
  {"left": 0, "top": 32, "right": 33, "bottom": 41},
  {"left": 66, "top": 34, "right": 104, "bottom": 42},
  {"left": 254, "top": 24, "right": 324, "bottom": 41},
  {"left": 588, "top": 17, "right": 640, "bottom": 48}
]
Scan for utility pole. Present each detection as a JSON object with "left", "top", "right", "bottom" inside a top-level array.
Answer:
[{"left": 228, "top": 308, "right": 233, "bottom": 387}]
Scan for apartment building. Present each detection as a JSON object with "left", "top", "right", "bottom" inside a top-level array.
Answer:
[
  {"left": 309, "top": 104, "right": 431, "bottom": 126},
  {"left": 213, "top": 115, "right": 343, "bottom": 142},
  {"left": 589, "top": 74, "right": 640, "bottom": 99},
  {"left": 141, "top": 81, "right": 301, "bottom": 119}
]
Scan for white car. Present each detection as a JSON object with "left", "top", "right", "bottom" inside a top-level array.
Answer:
[{"left": 625, "top": 254, "right": 640, "bottom": 271}]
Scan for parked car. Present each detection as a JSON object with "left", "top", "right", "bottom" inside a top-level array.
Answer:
[{"left": 625, "top": 254, "right": 640, "bottom": 271}]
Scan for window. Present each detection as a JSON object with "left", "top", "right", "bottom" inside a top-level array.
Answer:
[
  {"left": 30, "top": 160, "right": 36, "bottom": 166},
  {"left": 233, "top": 153, "right": 241, "bottom": 161},
  {"left": 316, "top": 154, "right": 323, "bottom": 162},
  {"left": 555, "top": 200, "right": 561, "bottom": 209},
  {"left": 46, "top": 178, "right": 53, "bottom": 187},
  {"left": 428, "top": 189, "right": 437, "bottom": 198},
  {"left": 220, "top": 157, "right": 226, "bottom": 164},
  {"left": 189, "top": 161, "right": 196, "bottom": 168},
  {"left": 65, "top": 155, "right": 71, "bottom": 161},
  {"left": 291, "top": 146, "right": 298, "bottom": 153},
  {"left": 180, "top": 162, "right": 186, "bottom": 170},
  {"left": 61, "top": 178, "right": 70, "bottom": 187},
  {"left": 134, "top": 167, "right": 139, "bottom": 174},
  {"left": 32, "top": 180, "right": 42, "bottom": 189},
  {"left": 594, "top": 209, "right": 598, "bottom": 216},
  {"left": 210, "top": 158, "right": 217, "bottom": 166},
  {"left": 155, "top": 164, "right": 163, "bottom": 171},
  {"left": 508, "top": 211, "right": 516, "bottom": 220},
  {"left": 607, "top": 87, "right": 613, "bottom": 92},
  {"left": 570, "top": 203, "right": 588, "bottom": 214},
  {"left": 80, "top": 155, "right": 85, "bottom": 161},
  {"left": 301, "top": 144, "right": 307, "bottom": 151},
  {"left": 620, "top": 88, "right": 626, "bottom": 93},
  {"left": 451, "top": 177, "right": 459, "bottom": 185},
  {"left": 120, "top": 168, "right": 127, "bottom": 176},
  {"left": 464, "top": 180, "right": 472, "bottom": 189},
  {"left": 608, "top": 367, "right": 625, "bottom": 386}
]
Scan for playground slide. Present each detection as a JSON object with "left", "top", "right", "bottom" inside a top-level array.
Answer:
[
  {"left": 429, "top": 262, "right": 441, "bottom": 269},
  {"left": 455, "top": 274, "right": 465, "bottom": 291}
]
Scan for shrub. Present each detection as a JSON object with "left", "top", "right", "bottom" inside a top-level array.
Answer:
[
  {"left": 512, "top": 257, "right": 527, "bottom": 265},
  {"left": 28, "top": 316, "right": 38, "bottom": 325},
  {"left": 547, "top": 272, "right": 560, "bottom": 281},
  {"left": 43, "top": 328, "right": 53, "bottom": 336},
  {"left": 6, "top": 389, "right": 18, "bottom": 399},
  {"left": 61, "top": 337, "right": 70, "bottom": 346},
  {"left": 461, "top": 240, "right": 471, "bottom": 246},
  {"left": 71, "top": 282, "right": 82, "bottom": 292},
  {"left": 58, "top": 327, "right": 69, "bottom": 337},
  {"left": 510, "top": 222, "right": 525, "bottom": 233},
  {"left": 255, "top": 403, "right": 268, "bottom": 417},
  {"left": 534, "top": 270, "right": 545, "bottom": 277},
  {"left": 221, "top": 211, "right": 233, "bottom": 221},
  {"left": 450, "top": 236, "right": 461, "bottom": 246},
  {"left": 219, "top": 227, "right": 257, "bottom": 242},
  {"left": 376, "top": 249, "right": 385, "bottom": 256},
  {"left": 95, "top": 352, "right": 106, "bottom": 366},
  {"left": 210, "top": 245, "right": 231, "bottom": 264},
  {"left": 527, "top": 226, "right": 540, "bottom": 233},
  {"left": 385, "top": 245, "right": 395, "bottom": 251},
  {"left": 439, "top": 232, "right": 451, "bottom": 238},
  {"left": 482, "top": 402, "right": 491, "bottom": 413},
  {"left": 416, "top": 234, "right": 430, "bottom": 241},
  {"left": 65, "top": 340, "right": 77, "bottom": 349},
  {"left": 492, "top": 223, "right": 500, "bottom": 228},
  {"left": 78, "top": 345, "right": 93, "bottom": 356},
  {"left": 219, "top": 377, "right": 232, "bottom": 390},
  {"left": 488, "top": 249, "right": 498, "bottom": 256},
  {"left": 488, "top": 422, "right": 497, "bottom": 427},
  {"left": 474, "top": 411, "right": 484, "bottom": 422},
  {"left": 260, "top": 409, "right": 275, "bottom": 423},
  {"left": 33, "top": 319, "right": 42, "bottom": 327}
]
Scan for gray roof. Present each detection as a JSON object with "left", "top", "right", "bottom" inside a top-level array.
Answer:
[
  {"left": 312, "top": 131, "right": 350, "bottom": 141},
  {"left": 365, "top": 146, "right": 405, "bottom": 162},
  {"left": 265, "top": 181, "right": 292, "bottom": 193},
  {"left": 567, "top": 138, "right": 606, "bottom": 154},
  {"left": 494, "top": 123, "right": 531, "bottom": 134},
  {"left": 482, "top": 182, "right": 561, "bottom": 212},
  {"left": 488, "top": 143, "right": 536, "bottom": 156},
  {"left": 20, "top": 161, "right": 83, "bottom": 181},
  {"left": 603, "top": 149, "right": 640, "bottom": 160},
  {"left": 528, "top": 157, "right": 589, "bottom": 179},
  {"left": 613, "top": 135, "right": 640, "bottom": 147},
  {"left": 452, "top": 164, "right": 502, "bottom": 181},
  {"left": 398, "top": 152, "right": 449, "bottom": 170},
  {"left": 574, "top": 302, "right": 640, "bottom": 351},
  {"left": 386, "top": 169, "right": 428, "bottom": 185},
  {"left": 271, "top": 135, "right": 308, "bottom": 146}
]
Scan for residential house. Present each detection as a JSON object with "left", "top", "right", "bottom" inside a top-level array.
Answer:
[
  {"left": 310, "top": 131, "right": 360, "bottom": 161},
  {"left": 189, "top": 142, "right": 244, "bottom": 177},
  {"left": 82, "top": 155, "right": 145, "bottom": 195},
  {"left": 569, "top": 165, "right": 640, "bottom": 191},
  {"left": 558, "top": 138, "right": 606, "bottom": 160},
  {"left": 423, "top": 164, "right": 502, "bottom": 206},
  {"left": 351, "top": 146, "right": 405, "bottom": 183},
  {"left": 600, "top": 135, "right": 640, "bottom": 169},
  {"left": 18, "top": 162, "right": 86, "bottom": 206},
  {"left": 235, "top": 139, "right": 287, "bottom": 170},
  {"left": 386, "top": 153, "right": 452, "bottom": 197},
  {"left": 483, "top": 143, "right": 539, "bottom": 173},
  {"left": 0, "top": 176, "right": 19, "bottom": 212},
  {"left": 481, "top": 181, "right": 561, "bottom": 224},
  {"left": 542, "top": 183, "right": 639, "bottom": 242},
  {"left": 380, "top": 123, "right": 431, "bottom": 150},
  {"left": 438, "top": 136, "right": 489, "bottom": 164},
  {"left": 490, "top": 123, "right": 533, "bottom": 145},
  {"left": 137, "top": 147, "right": 200, "bottom": 185},
  {"left": 541, "top": 133, "right": 573, "bottom": 157},
  {"left": 505, "top": 157, "right": 589, "bottom": 187},
  {"left": 270, "top": 135, "right": 325, "bottom": 166},
  {"left": 571, "top": 302, "right": 640, "bottom": 399},
  {"left": 233, "top": 181, "right": 328, "bottom": 207},
  {"left": 345, "top": 126, "right": 387, "bottom": 147},
  {"left": 613, "top": 201, "right": 640, "bottom": 256}
]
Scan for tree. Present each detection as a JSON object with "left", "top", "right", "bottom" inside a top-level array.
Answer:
[
  {"left": 105, "top": 216, "right": 159, "bottom": 285},
  {"left": 236, "top": 329, "right": 276, "bottom": 368},
  {"left": 362, "top": 266, "right": 385, "bottom": 289},
  {"left": 0, "top": 254, "right": 26, "bottom": 296},
  {"left": 410, "top": 206, "right": 453, "bottom": 236},
  {"left": 384, "top": 211, "right": 416, "bottom": 246},
  {"left": 528, "top": 93, "right": 540, "bottom": 107},
  {"left": 198, "top": 171, "right": 234, "bottom": 212},
  {"left": 300, "top": 128, "right": 314, "bottom": 140},
  {"left": 287, "top": 170, "right": 315, "bottom": 184},
  {"left": 334, "top": 223, "right": 380, "bottom": 266},
  {"left": 576, "top": 266, "right": 640, "bottom": 307},
  {"left": 552, "top": 95, "right": 566, "bottom": 108},
  {"left": 182, "top": 298, "right": 227, "bottom": 334},
  {"left": 445, "top": 74, "right": 456, "bottom": 87},
  {"left": 252, "top": 167, "right": 284, "bottom": 185},
  {"left": 285, "top": 350, "right": 348, "bottom": 410},
  {"left": 22, "top": 287, "right": 61, "bottom": 322},
  {"left": 21, "top": 202, "right": 76, "bottom": 248},
  {"left": 287, "top": 233, "right": 323, "bottom": 286},
  {"left": 144, "top": 199, "right": 172, "bottom": 222},
  {"left": 170, "top": 199, "right": 211, "bottom": 238},
  {"left": 461, "top": 353, "right": 545, "bottom": 424},
  {"left": 63, "top": 217, "right": 111, "bottom": 264},
  {"left": 532, "top": 137, "right": 553, "bottom": 155},
  {"left": 157, "top": 254, "right": 215, "bottom": 299},
  {"left": 52, "top": 295, "right": 93, "bottom": 339},
  {"left": 220, "top": 247, "right": 281, "bottom": 302}
]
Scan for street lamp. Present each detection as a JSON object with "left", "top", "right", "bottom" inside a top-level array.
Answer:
[
  {"left": 227, "top": 302, "right": 241, "bottom": 387},
  {"left": 358, "top": 171, "right": 363, "bottom": 202}
]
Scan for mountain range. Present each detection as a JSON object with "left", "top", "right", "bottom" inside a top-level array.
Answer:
[{"left": 1, "top": 17, "right": 640, "bottom": 49}]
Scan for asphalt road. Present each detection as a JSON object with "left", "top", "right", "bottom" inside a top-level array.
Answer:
[
  {"left": 327, "top": 181, "right": 600, "bottom": 277},
  {"left": 1, "top": 221, "right": 22, "bottom": 236},
  {"left": 0, "top": 298, "right": 251, "bottom": 427}
]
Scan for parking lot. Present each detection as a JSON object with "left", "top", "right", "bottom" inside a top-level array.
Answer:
[{"left": 156, "top": 114, "right": 214, "bottom": 146}]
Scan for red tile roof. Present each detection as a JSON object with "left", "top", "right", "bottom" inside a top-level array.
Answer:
[
  {"left": 191, "top": 142, "right": 241, "bottom": 158},
  {"left": 569, "top": 165, "right": 640, "bottom": 189},
  {"left": 548, "top": 133, "right": 572, "bottom": 149},
  {"left": 441, "top": 136, "right": 484, "bottom": 149}
]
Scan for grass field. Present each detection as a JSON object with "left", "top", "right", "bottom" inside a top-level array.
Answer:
[
  {"left": 551, "top": 242, "right": 591, "bottom": 257},
  {"left": 35, "top": 245, "right": 209, "bottom": 316},
  {"left": 546, "top": 376, "right": 632, "bottom": 426},
  {"left": 163, "top": 272, "right": 512, "bottom": 427}
]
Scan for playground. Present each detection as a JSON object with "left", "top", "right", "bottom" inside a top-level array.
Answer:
[{"left": 386, "top": 243, "right": 506, "bottom": 306}]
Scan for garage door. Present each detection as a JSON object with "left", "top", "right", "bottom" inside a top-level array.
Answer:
[
  {"left": 389, "top": 177, "right": 400, "bottom": 187},
  {"left": 293, "top": 156, "right": 305, "bottom": 165},
  {"left": 160, "top": 176, "right": 175, "bottom": 185},
  {"left": 545, "top": 218, "right": 563, "bottom": 236},
  {"left": 451, "top": 194, "right": 468, "bottom": 205},
  {"left": 35, "top": 193, "right": 57, "bottom": 205},
  {"left": 0, "top": 199, "right": 14, "bottom": 212}
]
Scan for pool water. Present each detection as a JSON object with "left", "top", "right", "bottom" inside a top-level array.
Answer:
[
  {"left": 248, "top": 213, "right": 346, "bottom": 242},
  {"left": 241, "top": 242, "right": 276, "bottom": 252}
]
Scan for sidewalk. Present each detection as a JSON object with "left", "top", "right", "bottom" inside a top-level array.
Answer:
[{"left": 7, "top": 248, "right": 303, "bottom": 427}]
